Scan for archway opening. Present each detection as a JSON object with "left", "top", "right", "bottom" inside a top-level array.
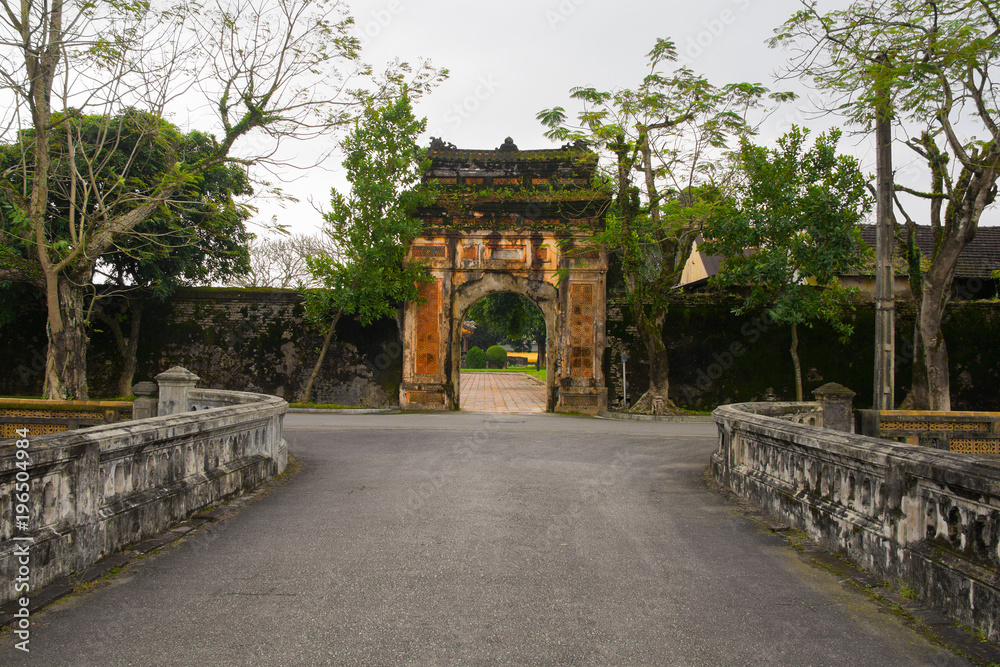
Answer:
[{"left": 458, "top": 292, "right": 549, "bottom": 413}]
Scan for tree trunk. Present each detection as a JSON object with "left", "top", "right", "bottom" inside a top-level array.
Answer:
[
  {"left": 96, "top": 297, "right": 144, "bottom": 398},
  {"left": 629, "top": 306, "right": 674, "bottom": 415},
  {"left": 872, "top": 80, "right": 895, "bottom": 410},
  {"left": 118, "top": 299, "right": 142, "bottom": 397},
  {"left": 43, "top": 274, "right": 89, "bottom": 400},
  {"left": 919, "top": 272, "right": 952, "bottom": 411},
  {"left": 790, "top": 322, "right": 803, "bottom": 402},
  {"left": 298, "top": 310, "right": 342, "bottom": 404},
  {"left": 535, "top": 334, "right": 545, "bottom": 371},
  {"left": 902, "top": 318, "right": 929, "bottom": 410},
  {"left": 915, "top": 223, "right": 969, "bottom": 411}
]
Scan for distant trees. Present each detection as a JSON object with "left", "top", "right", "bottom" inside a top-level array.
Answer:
[
  {"left": 465, "top": 292, "right": 546, "bottom": 368},
  {"left": 702, "top": 127, "right": 872, "bottom": 401},
  {"left": 233, "top": 234, "right": 334, "bottom": 290}
]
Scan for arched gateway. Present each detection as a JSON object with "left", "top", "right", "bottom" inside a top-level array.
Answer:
[{"left": 400, "top": 138, "right": 610, "bottom": 414}]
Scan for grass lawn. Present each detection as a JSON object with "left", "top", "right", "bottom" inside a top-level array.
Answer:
[{"left": 462, "top": 367, "right": 546, "bottom": 382}]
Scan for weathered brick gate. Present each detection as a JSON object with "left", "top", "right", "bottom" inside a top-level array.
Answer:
[{"left": 400, "top": 138, "right": 610, "bottom": 413}]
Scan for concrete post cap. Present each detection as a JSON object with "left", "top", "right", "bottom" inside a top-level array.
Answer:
[
  {"left": 155, "top": 367, "right": 201, "bottom": 383},
  {"left": 132, "top": 381, "right": 158, "bottom": 397},
  {"left": 812, "top": 382, "right": 856, "bottom": 398}
]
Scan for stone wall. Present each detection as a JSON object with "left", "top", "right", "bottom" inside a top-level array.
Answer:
[
  {"left": 711, "top": 401, "right": 1000, "bottom": 643},
  {"left": 4, "top": 285, "right": 1000, "bottom": 410},
  {"left": 0, "top": 380, "right": 287, "bottom": 606},
  {"left": 0, "top": 288, "right": 402, "bottom": 406},
  {"left": 607, "top": 293, "right": 1000, "bottom": 411}
]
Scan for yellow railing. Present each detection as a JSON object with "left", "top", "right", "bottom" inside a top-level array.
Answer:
[{"left": 0, "top": 399, "right": 132, "bottom": 439}]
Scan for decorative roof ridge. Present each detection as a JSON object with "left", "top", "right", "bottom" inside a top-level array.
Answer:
[{"left": 427, "top": 137, "right": 594, "bottom": 160}]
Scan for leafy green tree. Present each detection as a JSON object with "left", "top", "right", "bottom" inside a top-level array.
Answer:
[
  {"left": 702, "top": 127, "right": 872, "bottom": 400},
  {"left": 773, "top": 0, "right": 1000, "bottom": 409},
  {"left": 0, "top": 0, "right": 443, "bottom": 399},
  {"left": 90, "top": 122, "right": 255, "bottom": 396},
  {"left": 539, "top": 38, "right": 788, "bottom": 413},
  {"left": 299, "top": 91, "right": 433, "bottom": 403},
  {"left": 0, "top": 110, "right": 254, "bottom": 397}
]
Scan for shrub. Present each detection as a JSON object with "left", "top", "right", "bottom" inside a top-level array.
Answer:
[
  {"left": 485, "top": 345, "right": 508, "bottom": 369},
  {"left": 465, "top": 346, "right": 486, "bottom": 369}
]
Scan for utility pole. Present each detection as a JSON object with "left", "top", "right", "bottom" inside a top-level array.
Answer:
[
  {"left": 621, "top": 352, "right": 628, "bottom": 409},
  {"left": 873, "top": 55, "right": 895, "bottom": 411}
]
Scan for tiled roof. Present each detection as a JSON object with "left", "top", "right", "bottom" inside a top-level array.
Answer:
[
  {"left": 859, "top": 224, "right": 1000, "bottom": 279},
  {"left": 428, "top": 147, "right": 592, "bottom": 162},
  {"left": 426, "top": 137, "right": 598, "bottom": 181}
]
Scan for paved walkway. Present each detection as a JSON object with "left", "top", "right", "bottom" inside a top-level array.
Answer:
[
  {"left": 1, "top": 414, "right": 966, "bottom": 666},
  {"left": 460, "top": 371, "right": 546, "bottom": 413}
]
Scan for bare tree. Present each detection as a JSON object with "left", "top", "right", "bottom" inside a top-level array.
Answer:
[{"left": 234, "top": 233, "right": 337, "bottom": 289}]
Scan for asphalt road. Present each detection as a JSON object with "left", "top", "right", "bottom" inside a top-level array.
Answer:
[{"left": 1, "top": 413, "right": 969, "bottom": 666}]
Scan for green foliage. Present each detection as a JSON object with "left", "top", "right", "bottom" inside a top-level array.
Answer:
[
  {"left": 465, "top": 346, "right": 486, "bottom": 369},
  {"left": 703, "top": 127, "right": 872, "bottom": 336},
  {"left": 0, "top": 110, "right": 253, "bottom": 295},
  {"left": 302, "top": 92, "right": 433, "bottom": 331},
  {"left": 701, "top": 127, "right": 872, "bottom": 398},
  {"left": 772, "top": 1, "right": 1000, "bottom": 130},
  {"left": 466, "top": 293, "right": 545, "bottom": 351},
  {"left": 485, "top": 345, "right": 508, "bottom": 369},
  {"left": 538, "top": 37, "right": 784, "bottom": 407},
  {"left": 774, "top": 0, "right": 1000, "bottom": 410}
]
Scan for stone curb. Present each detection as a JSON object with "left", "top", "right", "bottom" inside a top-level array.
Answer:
[
  {"left": 287, "top": 407, "right": 401, "bottom": 415},
  {"left": 0, "top": 459, "right": 298, "bottom": 630},
  {"left": 596, "top": 409, "right": 714, "bottom": 423}
]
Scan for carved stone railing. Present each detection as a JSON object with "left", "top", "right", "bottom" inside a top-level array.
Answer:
[
  {"left": 0, "top": 368, "right": 287, "bottom": 606},
  {"left": 734, "top": 401, "right": 824, "bottom": 427},
  {"left": 712, "top": 401, "right": 1000, "bottom": 643}
]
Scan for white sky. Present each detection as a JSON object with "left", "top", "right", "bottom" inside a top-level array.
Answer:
[{"left": 252, "top": 0, "right": 994, "bottom": 236}]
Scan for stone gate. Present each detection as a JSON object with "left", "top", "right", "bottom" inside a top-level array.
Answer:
[{"left": 400, "top": 138, "right": 610, "bottom": 414}]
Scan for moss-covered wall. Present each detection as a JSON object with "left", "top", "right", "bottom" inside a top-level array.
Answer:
[
  {"left": 4, "top": 285, "right": 1000, "bottom": 410},
  {"left": 607, "top": 292, "right": 1000, "bottom": 411},
  {"left": 0, "top": 288, "right": 402, "bottom": 405}
]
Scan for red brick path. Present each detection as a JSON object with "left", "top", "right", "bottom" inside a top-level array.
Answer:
[{"left": 460, "top": 372, "right": 546, "bottom": 413}]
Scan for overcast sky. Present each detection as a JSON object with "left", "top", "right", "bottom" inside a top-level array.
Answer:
[{"left": 257, "top": 0, "right": 886, "bottom": 236}]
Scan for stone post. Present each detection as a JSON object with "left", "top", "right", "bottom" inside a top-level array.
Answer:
[
  {"left": 131, "top": 381, "right": 159, "bottom": 420},
  {"left": 155, "top": 367, "right": 200, "bottom": 416},
  {"left": 813, "top": 382, "right": 856, "bottom": 433}
]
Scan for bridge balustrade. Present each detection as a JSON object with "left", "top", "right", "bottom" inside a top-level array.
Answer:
[
  {"left": 713, "top": 401, "right": 1000, "bottom": 644},
  {"left": 0, "top": 369, "right": 287, "bottom": 606}
]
